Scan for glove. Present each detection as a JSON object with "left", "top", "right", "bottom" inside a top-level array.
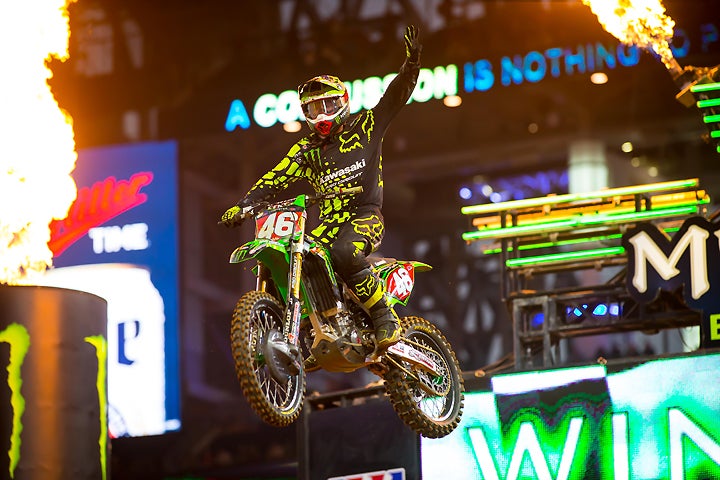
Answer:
[
  {"left": 404, "top": 24, "right": 421, "bottom": 64},
  {"left": 221, "top": 205, "right": 242, "bottom": 227}
]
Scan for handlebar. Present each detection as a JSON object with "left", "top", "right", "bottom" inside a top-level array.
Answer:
[{"left": 219, "top": 186, "right": 363, "bottom": 226}]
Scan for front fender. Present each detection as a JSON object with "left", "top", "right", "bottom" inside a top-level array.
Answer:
[
  {"left": 229, "top": 239, "right": 290, "bottom": 264},
  {"left": 229, "top": 239, "right": 295, "bottom": 303}
]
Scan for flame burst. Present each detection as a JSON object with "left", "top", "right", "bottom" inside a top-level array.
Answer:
[
  {"left": 581, "top": 0, "right": 681, "bottom": 75},
  {"left": 0, "top": 1, "right": 78, "bottom": 285}
]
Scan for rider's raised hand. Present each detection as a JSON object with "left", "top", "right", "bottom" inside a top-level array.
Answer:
[{"left": 404, "top": 25, "right": 421, "bottom": 64}]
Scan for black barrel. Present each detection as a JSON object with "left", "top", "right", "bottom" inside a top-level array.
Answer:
[{"left": 0, "top": 285, "right": 108, "bottom": 480}]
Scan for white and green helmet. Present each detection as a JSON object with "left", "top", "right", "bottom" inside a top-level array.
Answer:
[{"left": 298, "top": 75, "right": 350, "bottom": 136}]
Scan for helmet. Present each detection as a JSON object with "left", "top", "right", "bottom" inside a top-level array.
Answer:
[{"left": 298, "top": 75, "right": 350, "bottom": 136}]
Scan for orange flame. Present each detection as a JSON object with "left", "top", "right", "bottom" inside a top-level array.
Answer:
[
  {"left": 0, "top": 0, "right": 78, "bottom": 285},
  {"left": 581, "top": 0, "right": 681, "bottom": 75}
]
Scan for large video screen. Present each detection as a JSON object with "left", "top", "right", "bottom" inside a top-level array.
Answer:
[
  {"left": 421, "top": 352, "right": 720, "bottom": 479},
  {"left": 39, "top": 141, "right": 180, "bottom": 437}
]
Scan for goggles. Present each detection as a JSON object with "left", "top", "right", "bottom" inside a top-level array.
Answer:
[{"left": 302, "top": 96, "right": 345, "bottom": 121}]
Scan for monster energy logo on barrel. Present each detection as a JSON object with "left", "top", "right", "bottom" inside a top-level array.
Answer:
[
  {"left": 0, "top": 323, "right": 29, "bottom": 479},
  {"left": 1, "top": 323, "right": 108, "bottom": 479}
]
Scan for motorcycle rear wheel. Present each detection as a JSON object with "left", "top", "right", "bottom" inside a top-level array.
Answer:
[
  {"left": 384, "top": 316, "right": 464, "bottom": 438},
  {"left": 231, "top": 290, "right": 305, "bottom": 427}
]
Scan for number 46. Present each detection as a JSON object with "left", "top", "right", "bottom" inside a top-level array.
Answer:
[
  {"left": 391, "top": 267, "right": 414, "bottom": 297},
  {"left": 257, "top": 212, "right": 298, "bottom": 239}
]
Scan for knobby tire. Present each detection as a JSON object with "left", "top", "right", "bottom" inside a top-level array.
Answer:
[
  {"left": 384, "top": 316, "right": 464, "bottom": 438},
  {"left": 231, "top": 290, "right": 305, "bottom": 427}
]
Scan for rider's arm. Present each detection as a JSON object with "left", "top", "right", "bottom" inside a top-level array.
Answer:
[
  {"left": 237, "top": 140, "right": 312, "bottom": 206},
  {"left": 372, "top": 25, "right": 421, "bottom": 124}
]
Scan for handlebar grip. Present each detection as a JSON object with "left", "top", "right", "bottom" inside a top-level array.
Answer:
[{"left": 218, "top": 210, "right": 252, "bottom": 226}]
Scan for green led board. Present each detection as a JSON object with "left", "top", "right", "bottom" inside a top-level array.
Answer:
[{"left": 421, "top": 353, "right": 720, "bottom": 479}]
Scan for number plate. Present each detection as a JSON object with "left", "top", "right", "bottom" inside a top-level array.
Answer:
[
  {"left": 386, "top": 263, "right": 415, "bottom": 301},
  {"left": 255, "top": 211, "right": 302, "bottom": 240}
]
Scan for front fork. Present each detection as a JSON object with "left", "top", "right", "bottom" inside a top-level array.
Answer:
[
  {"left": 254, "top": 223, "right": 306, "bottom": 381},
  {"left": 256, "top": 263, "right": 271, "bottom": 292},
  {"left": 284, "top": 214, "right": 306, "bottom": 347},
  {"left": 253, "top": 216, "right": 306, "bottom": 348}
]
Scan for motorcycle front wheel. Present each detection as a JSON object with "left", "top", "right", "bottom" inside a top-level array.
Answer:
[
  {"left": 231, "top": 290, "right": 305, "bottom": 427},
  {"left": 384, "top": 316, "right": 464, "bottom": 438}
]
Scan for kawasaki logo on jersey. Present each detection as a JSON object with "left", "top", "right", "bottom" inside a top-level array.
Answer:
[{"left": 320, "top": 159, "right": 366, "bottom": 186}]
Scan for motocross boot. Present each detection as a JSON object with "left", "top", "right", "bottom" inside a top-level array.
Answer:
[
  {"left": 347, "top": 268, "right": 401, "bottom": 350},
  {"left": 370, "top": 304, "right": 401, "bottom": 350}
]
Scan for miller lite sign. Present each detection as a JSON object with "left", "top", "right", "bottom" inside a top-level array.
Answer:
[
  {"left": 39, "top": 141, "right": 181, "bottom": 437},
  {"left": 622, "top": 216, "right": 720, "bottom": 348}
]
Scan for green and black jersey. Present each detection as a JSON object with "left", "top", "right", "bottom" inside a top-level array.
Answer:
[{"left": 241, "top": 58, "right": 420, "bottom": 241}]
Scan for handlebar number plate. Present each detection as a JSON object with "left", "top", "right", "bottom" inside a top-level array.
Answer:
[{"left": 255, "top": 211, "right": 301, "bottom": 240}]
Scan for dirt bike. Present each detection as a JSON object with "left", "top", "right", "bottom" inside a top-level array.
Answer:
[{"left": 222, "top": 187, "right": 464, "bottom": 438}]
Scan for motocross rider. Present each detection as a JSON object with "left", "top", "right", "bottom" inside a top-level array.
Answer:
[{"left": 222, "top": 25, "right": 421, "bottom": 364}]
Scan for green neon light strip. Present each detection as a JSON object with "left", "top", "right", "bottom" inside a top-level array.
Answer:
[
  {"left": 462, "top": 205, "right": 699, "bottom": 241},
  {"left": 85, "top": 335, "right": 108, "bottom": 480},
  {"left": 697, "top": 98, "right": 720, "bottom": 108},
  {"left": 471, "top": 198, "right": 704, "bottom": 233},
  {"left": 505, "top": 246, "right": 626, "bottom": 267},
  {"left": 482, "top": 227, "right": 681, "bottom": 254},
  {"left": 0, "top": 323, "right": 30, "bottom": 480},
  {"left": 460, "top": 178, "right": 699, "bottom": 215},
  {"left": 704, "top": 114, "right": 720, "bottom": 123},
  {"left": 484, "top": 234, "right": 623, "bottom": 254},
  {"left": 691, "top": 82, "right": 720, "bottom": 93},
  {"left": 712, "top": 131, "right": 720, "bottom": 138}
]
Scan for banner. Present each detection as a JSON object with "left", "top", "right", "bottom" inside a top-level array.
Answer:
[
  {"left": 40, "top": 141, "right": 181, "bottom": 437},
  {"left": 422, "top": 352, "right": 720, "bottom": 479},
  {"left": 623, "top": 216, "right": 720, "bottom": 348}
]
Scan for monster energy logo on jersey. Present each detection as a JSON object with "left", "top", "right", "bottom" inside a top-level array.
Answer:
[{"left": 320, "top": 159, "right": 366, "bottom": 186}]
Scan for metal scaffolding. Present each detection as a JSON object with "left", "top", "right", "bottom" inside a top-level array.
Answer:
[{"left": 462, "top": 178, "right": 710, "bottom": 369}]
